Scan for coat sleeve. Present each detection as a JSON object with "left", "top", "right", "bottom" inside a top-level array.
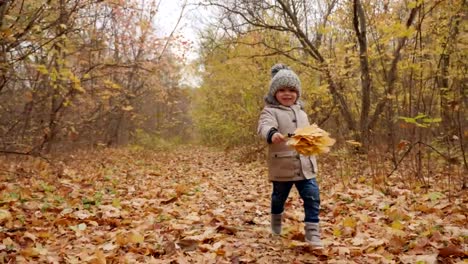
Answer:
[{"left": 257, "top": 108, "right": 278, "bottom": 140}]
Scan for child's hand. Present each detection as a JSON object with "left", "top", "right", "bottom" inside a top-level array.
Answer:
[{"left": 272, "top": 132, "right": 286, "bottom": 144}]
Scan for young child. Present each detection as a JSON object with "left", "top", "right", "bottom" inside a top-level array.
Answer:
[{"left": 257, "top": 63, "right": 322, "bottom": 248}]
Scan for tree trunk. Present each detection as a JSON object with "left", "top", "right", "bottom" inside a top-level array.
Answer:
[
  {"left": 353, "top": 0, "right": 372, "bottom": 149},
  {"left": 438, "top": 0, "right": 464, "bottom": 137},
  {"left": 0, "top": 0, "right": 11, "bottom": 92},
  {"left": 41, "top": 0, "right": 69, "bottom": 153}
]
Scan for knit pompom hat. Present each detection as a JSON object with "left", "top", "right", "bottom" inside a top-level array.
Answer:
[{"left": 265, "top": 63, "right": 301, "bottom": 105}]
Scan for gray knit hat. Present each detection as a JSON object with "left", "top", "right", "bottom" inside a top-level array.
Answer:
[{"left": 265, "top": 63, "right": 301, "bottom": 105}]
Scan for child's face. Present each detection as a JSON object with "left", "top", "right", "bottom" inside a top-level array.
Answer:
[{"left": 275, "top": 87, "right": 298, "bottom": 106}]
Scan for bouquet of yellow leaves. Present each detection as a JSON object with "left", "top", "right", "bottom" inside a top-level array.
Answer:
[{"left": 286, "top": 124, "right": 336, "bottom": 156}]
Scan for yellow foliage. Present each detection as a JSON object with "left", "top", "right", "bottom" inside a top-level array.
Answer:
[
  {"left": 343, "top": 217, "right": 357, "bottom": 228},
  {"left": 286, "top": 124, "right": 336, "bottom": 155}
]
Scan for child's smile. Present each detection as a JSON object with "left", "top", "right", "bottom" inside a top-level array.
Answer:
[{"left": 275, "top": 87, "right": 298, "bottom": 106}]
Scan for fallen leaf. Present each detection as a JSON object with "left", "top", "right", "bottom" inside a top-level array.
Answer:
[
  {"left": 0, "top": 209, "right": 12, "bottom": 223},
  {"left": 91, "top": 249, "right": 106, "bottom": 264},
  {"left": 20, "top": 247, "right": 40, "bottom": 258},
  {"left": 438, "top": 244, "right": 466, "bottom": 257},
  {"left": 129, "top": 231, "right": 144, "bottom": 244},
  {"left": 177, "top": 238, "right": 199, "bottom": 252}
]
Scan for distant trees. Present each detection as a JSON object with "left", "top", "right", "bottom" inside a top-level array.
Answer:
[{"left": 0, "top": 0, "right": 192, "bottom": 155}]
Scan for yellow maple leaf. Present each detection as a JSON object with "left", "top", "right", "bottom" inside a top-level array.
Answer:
[
  {"left": 286, "top": 124, "right": 336, "bottom": 155},
  {"left": 343, "top": 217, "right": 357, "bottom": 228},
  {"left": 129, "top": 231, "right": 144, "bottom": 244}
]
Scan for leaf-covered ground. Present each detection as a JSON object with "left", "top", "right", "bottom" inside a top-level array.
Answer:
[{"left": 0, "top": 147, "right": 466, "bottom": 263}]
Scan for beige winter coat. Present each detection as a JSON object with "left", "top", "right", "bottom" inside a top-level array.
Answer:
[{"left": 258, "top": 104, "right": 318, "bottom": 181}]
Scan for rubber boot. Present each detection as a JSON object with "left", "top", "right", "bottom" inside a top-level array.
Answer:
[
  {"left": 271, "top": 213, "right": 282, "bottom": 235},
  {"left": 305, "top": 222, "right": 323, "bottom": 248}
]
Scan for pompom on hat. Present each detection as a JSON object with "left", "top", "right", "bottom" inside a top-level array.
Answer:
[{"left": 265, "top": 63, "right": 302, "bottom": 105}]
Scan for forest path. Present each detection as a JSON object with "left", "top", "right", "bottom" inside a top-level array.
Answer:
[{"left": 0, "top": 147, "right": 465, "bottom": 263}]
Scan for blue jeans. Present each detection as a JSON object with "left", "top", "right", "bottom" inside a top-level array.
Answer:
[{"left": 271, "top": 178, "right": 320, "bottom": 223}]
